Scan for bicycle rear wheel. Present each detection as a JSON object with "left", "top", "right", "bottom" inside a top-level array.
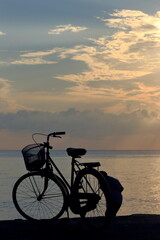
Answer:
[
  {"left": 12, "top": 172, "right": 68, "bottom": 221},
  {"left": 73, "top": 168, "right": 111, "bottom": 230}
]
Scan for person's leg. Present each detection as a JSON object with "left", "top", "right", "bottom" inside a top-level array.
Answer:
[{"left": 106, "top": 201, "right": 121, "bottom": 218}]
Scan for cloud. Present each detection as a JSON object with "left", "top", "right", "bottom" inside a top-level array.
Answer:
[
  {"left": 0, "top": 78, "right": 23, "bottom": 112},
  {"left": 0, "top": 61, "right": 7, "bottom": 65},
  {"left": 48, "top": 24, "right": 88, "bottom": 35},
  {"left": 53, "top": 42, "right": 150, "bottom": 91},
  {"left": 0, "top": 31, "right": 6, "bottom": 36},
  {"left": 104, "top": 9, "right": 160, "bottom": 33},
  {"left": 97, "top": 9, "right": 160, "bottom": 67},
  {"left": 10, "top": 49, "right": 62, "bottom": 65},
  {"left": 0, "top": 108, "right": 160, "bottom": 149},
  {"left": 20, "top": 49, "right": 60, "bottom": 57},
  {"left": 0, "top": 108, "right": 153, "bottom": 135},
  {"left": 11, "top": 57, "right": 57, "bottom": 65},
  {"left": 0, "top": 78, "right": 11, "bottom": 95}
]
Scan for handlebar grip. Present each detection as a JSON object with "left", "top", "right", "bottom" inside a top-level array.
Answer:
[
  {"left": 49, "top": 132, "right": 66, "bottom": 137},
  {"left": 55, "top": 131, "right": 66, "bottom": 135}
]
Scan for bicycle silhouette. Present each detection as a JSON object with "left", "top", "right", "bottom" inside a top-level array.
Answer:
[{"left": 12, "top": 132, "right": 111, "bottom": 230}]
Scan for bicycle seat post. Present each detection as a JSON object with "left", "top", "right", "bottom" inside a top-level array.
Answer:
[
  {"left": 66, "top": 147, "right": 87, "bottom": 189},
  {"left": 71, "top": 157, "right": 76, "bottom": 189}
]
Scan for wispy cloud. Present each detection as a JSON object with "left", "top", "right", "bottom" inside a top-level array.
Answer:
[
  {"left": 10, "top": 49, "right": 60, "bottom": 65},
  {"left": 11, "top": 57, "right": 57, "bottom": 65},
  {"left": 104, "top": 9, "right": 160, "bottom": 31},
  {"left": 20, "top": 49, "right": 60, "bottom": 57},
  {"left": 0, "top": 78, "right": 23, "bottom": 112},
  {"left": 0, "top": 31, "right": 6, "bottom": 36},
  {"left": 97, "top": 9, "right": 160, "bottom": 68},
  {"left": 48, "top": 24, "right": 88, "bottom": 35}
]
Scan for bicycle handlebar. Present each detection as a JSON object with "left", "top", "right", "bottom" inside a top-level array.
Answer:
[
  {"left": 47, "top": 131, "right": 66, "bottom": 141},
  {"left": 49, "top": 132, "right": 66, "bottom": 137},
  {"left": 32, "top": 132, "right": 66, "bottom": 145}
]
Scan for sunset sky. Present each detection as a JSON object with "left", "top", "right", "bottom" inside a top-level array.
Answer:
[{"left": 1, "top": 0, "right": 160, "bottom": 149}]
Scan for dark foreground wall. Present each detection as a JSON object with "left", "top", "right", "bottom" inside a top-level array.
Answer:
[{"left": 1, "top": 214, "right": 160, "bottom": 240}]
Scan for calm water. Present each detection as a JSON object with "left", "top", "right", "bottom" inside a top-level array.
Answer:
[{"left": 0, "top": 149, "right": 160, "bottom": 220}]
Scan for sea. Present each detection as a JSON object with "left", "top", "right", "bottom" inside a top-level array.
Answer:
[{"left": 0, "top": 149, "right": 160, "bottom": 220}]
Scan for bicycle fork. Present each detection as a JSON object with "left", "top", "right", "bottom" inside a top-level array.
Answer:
[{"left": 29, "top": 175, "right": 49, "bottom": 201}]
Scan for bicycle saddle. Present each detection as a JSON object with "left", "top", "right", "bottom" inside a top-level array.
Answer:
[{"left": 66, "top": 148, "right": 87, "bottom": 158}]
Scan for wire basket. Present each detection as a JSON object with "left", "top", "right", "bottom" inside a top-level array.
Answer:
[{"left": 22, "top": 144, "right": 46, "bottom": 171}]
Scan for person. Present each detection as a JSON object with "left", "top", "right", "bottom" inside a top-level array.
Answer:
[{"left": 101, "top": 171, "right": 124, "bottom": 218}]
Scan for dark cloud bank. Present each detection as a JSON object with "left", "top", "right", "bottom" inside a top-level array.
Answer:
[{"left": 1, "top": 108, "right": 159, "bottom": 139}]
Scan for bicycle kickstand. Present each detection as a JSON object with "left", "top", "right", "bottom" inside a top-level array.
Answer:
[{"left": 66, "top": 209, "right": 69, "bottom": 219}]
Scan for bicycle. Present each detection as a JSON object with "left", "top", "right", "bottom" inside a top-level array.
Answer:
[{"left": 12, "top": 131, "right": 111, "bottom": 230}]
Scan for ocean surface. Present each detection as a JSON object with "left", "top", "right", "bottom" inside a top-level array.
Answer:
[{"left": 0, "top": 149, "right": 160, "bottom": 220}]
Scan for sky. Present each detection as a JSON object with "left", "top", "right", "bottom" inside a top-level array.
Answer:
[{"left": 1, "top": 0, "right": 160, "bottom": 150}]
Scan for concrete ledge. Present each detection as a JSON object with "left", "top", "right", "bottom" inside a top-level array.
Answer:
[{"left": 0, "top": 214, "right": 160, "bottom": 240}]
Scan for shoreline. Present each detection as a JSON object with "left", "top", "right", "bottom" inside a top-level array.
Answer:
[{"left": 0, "top": 214, "right": 160, "bottom": 240}]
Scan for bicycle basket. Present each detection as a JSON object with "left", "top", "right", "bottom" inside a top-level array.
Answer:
[{"left": 22, "top": 144, "right": 46, "bottom": 171}]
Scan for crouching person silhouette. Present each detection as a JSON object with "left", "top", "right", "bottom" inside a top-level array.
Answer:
[{"left": 101, "top": 171, "right": 124, "bottom": 218}]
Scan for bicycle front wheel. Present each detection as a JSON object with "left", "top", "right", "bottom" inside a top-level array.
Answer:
[
  {"left": 12, "top": 172, "right": 68, "bottom": 221},
  {"left": 73, "top": 168, "right": 111, "bottom": 230}
]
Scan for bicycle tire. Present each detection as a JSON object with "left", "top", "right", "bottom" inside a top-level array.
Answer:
[
  {"left": 12, "top": 171, "right": 68, "bottom": 221},
  {"left": 73, "top": 167, "right": 111, "bottom": 230}
]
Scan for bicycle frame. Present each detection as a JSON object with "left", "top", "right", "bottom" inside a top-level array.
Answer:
[
  {"left": 44, "top": 135, "right": 101, "bottom": 197},
  {"left": 47, "top": 153, "right": 82, "bottom": 192},
  {"left": 47, "top": 153, "right": 102, "bottom": 206}
]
